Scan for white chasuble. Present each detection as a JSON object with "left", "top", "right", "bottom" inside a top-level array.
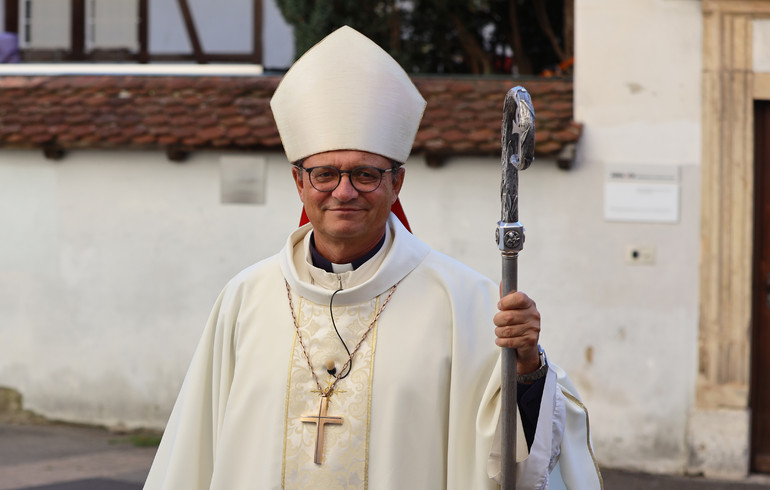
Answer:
[
  {"left": 283, "top": 295, "right": 381, "bottom": 488},
  {"left": 144, "top": 214, "right": 603, "bottom": 490}
]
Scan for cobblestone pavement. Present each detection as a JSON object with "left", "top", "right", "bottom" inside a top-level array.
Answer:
[{"left": 2, "top": 422, "right": 770, "bottom": 489}]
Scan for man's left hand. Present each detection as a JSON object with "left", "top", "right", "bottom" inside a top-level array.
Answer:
[{"left": 493, "top": 291, "right": 541, "bottom": 374}]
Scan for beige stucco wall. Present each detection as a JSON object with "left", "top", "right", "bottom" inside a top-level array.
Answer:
[
  {"left": 574, "top": 0, "right": 703, "bottom": 474},
  {"left": 0, "top": 151, "right": 299, "bottom": 426},
  {"left": 0, "top": 150, "right": 575, "bottom": 429},
  {"left": 0, "top": 135, "right": 702, "bottom": 477},
  {"left": 753, "top": 19, "right": 770, "bottom": 73}
]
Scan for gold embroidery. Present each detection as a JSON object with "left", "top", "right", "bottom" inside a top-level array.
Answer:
[
  {"left": 363, "top": 304, "right": 380, "bottom": 490},
  {"left": 281, "top": 297, "right": 302, "bottom": 490},
  {"left": 561, "top": 389, "right": 604, "bottom": 490}
]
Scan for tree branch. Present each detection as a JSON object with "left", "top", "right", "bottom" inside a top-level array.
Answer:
[
  {"left": 508, "top": 0, "right": 532, "bottom": 75},
  {"left": 449, "top": 12, "right": 491, "bottom": 74},
  {"left": 533, "top": 0, "right": 566, "bottom": 61}
]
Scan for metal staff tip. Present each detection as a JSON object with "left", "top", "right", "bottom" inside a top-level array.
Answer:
[
  {"left": 499, "top": 86, "right": 535, "bottom": 226},
  {"left": 503, "top": 87, "right": 535, "bottom": 171}
]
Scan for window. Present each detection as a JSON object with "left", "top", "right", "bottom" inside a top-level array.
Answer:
[
  {"left": 20, "top": 0, "right": 70, "bottom": 49},
  {"left": 7, "top": 0, "right": 265, "bottom": 63}
]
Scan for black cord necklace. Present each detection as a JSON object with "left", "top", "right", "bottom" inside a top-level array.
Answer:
[
  {"left": 327, "top": 287, "right": 352, "bottom": 378},
  {"left": 308, "top": 231, "right": 388, "bottom": 379}
]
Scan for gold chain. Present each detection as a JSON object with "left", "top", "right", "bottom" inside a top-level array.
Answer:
[{"left": 285, "top": 279, "right": 399, "bottom": 398}]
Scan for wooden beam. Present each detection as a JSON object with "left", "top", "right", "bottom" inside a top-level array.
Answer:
[
  {"left": 138, "top": 0, "right": 148, "bottom": 63},
  {"left": 43, "top": 145, "right": 65, "bottom": 161},
  {"left": 5, "top": 0, "right": 19, "bottom": 33},
  {"left": 144, "top": 52, "right": 257, "bottom": 63},
  {"left": 176, "top": 0, "right": 207, "bottom": 64},
  {"left": 166, "top": 146, "right": 189, "bottom": 162},
  {"left": 252, "top": 0, "right": 262, "bottom": 65},
  {"left": 71, "top": 0, "right": 85, "bottom": 60}
]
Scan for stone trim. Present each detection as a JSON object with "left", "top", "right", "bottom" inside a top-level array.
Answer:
[
  {"left": 698, "top": 1, "right": 761, "bottom": 410},
  {"left": 698, "top": 0, "right": 770, "bottom": 411}
]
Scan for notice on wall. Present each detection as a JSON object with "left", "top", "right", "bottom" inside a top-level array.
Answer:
[
  {"left": 604, "top": 164, "right": 680, "bottom": 223},
  {"left": 220, "top": 156, "right": 267, "bottom": 205}
]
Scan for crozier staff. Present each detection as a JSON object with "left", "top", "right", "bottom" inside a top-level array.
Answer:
[{"left": 144, "top": 26, "right": 602, "bottom": 490}]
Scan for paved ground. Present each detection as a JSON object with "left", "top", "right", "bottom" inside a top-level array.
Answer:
[
  {"left": 2, "top": 421, "right": 770, "bottom": 489},
  {"left": 0, "top": 423, "right": 154, "bottom": 490},
  {"left": 601, "top": 469, "right": 770, "bottom": 490}
]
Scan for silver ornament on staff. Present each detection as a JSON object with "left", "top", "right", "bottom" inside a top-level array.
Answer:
[{"left": 495, "top": 86, "right": 535, "bottom": 489}]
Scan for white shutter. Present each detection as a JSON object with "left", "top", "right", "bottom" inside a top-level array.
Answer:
[
  {"left": 88, "top": 0, "right": 138, "bottom": 51},
  {"left": 23, "top": 0, "right": 71, "bottom": 48}
]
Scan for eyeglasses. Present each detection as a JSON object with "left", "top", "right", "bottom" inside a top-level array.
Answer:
[{"left": 294, "top": 165, "right": 397, "bottom": 193}]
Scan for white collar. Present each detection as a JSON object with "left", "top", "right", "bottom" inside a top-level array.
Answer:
[{"left": 280, "top": 213, "right": 430, "bottom": 305}]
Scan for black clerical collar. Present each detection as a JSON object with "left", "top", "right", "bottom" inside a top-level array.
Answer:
[{"left": 310, "top": 233, "right": 386, "bottom": 273}]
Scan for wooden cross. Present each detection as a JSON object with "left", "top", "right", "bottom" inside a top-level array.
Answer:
[{"left": 301, "top": 395, "right": 343, "bottom": 464}]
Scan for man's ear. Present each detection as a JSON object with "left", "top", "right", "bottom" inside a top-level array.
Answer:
[
  {"left": 391, "top": 167, "right": 405, "bottom": 204},
  {"left": 292, "top": 166, "right": 305, "bottom": 201}
]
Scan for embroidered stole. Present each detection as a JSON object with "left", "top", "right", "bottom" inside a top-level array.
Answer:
[{"left": 281, "top": 295, "right": 381, "bottom": 489}]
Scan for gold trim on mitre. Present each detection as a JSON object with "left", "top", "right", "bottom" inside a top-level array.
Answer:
[{"left": 270, "top": 26, "right": 427, "bottom": 164}]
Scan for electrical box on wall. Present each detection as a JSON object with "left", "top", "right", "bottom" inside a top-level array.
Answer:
[{"left": 625, "top": 245, "right": 656, "bottom": 266}]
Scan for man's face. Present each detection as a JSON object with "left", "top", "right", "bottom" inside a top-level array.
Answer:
[{"left": 292, "top": 150, "right": 404, "bottom": 259}]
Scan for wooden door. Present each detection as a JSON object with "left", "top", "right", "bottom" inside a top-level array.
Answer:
[{"left": 752, "top": 100, "right": 770, "bottom": 473}]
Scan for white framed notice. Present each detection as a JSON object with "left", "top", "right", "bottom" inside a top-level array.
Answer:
[{"left": 604, "top": 164, "right": 680, "bottom": 223}]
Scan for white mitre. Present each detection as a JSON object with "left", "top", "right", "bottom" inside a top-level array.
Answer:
[{"left": 270, "top": 26, "right": 427, "bottom": 164}]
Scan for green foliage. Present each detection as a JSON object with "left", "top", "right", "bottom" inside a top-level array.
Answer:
[
  {"left": 275, "top": 0, "right": 570, "bottom": 76},
  {"left": 275, "top": 1, "right": 396, "bottom": 60},
  {"left": 110, "top": 433, "right": 163, "bottom": 447},
  {"left": 128, "top": 434, "right": 163, "bottom": 447}
]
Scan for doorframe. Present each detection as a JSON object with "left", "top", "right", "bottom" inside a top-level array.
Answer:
[
  {"left": 696, "top": 0, "right": 770, "bottom": 476},
  {"left": 751, "top": 99, "right": 770, "bottom": 473}
]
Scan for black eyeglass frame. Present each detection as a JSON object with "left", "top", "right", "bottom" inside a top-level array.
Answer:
[{"left": 293, "top": 164, "right": 399, "bottom": 193}]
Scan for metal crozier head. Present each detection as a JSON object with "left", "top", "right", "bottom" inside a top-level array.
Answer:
[{"left": 502, "top": 86, "right": 535, "bottom": 171}]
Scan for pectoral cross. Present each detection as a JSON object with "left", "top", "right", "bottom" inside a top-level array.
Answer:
[{"left": 301, "top": 395, "right": 343, "bottom": 464}]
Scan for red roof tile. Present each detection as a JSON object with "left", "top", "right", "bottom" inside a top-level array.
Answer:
[{"left": 0, "top": 75, "right": 580, "bottom": 166}]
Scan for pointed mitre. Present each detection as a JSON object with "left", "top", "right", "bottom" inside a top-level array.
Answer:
[{"left": 270, "top": 26, "right": 426, "bottom": 164}]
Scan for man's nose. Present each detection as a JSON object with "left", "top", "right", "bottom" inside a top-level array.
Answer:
[{"left": 332, "top": 173, "right": 359, "bottom": 200}]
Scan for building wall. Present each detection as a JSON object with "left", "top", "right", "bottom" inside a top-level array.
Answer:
[
  {"left": 756, "top": 19, "right": 770, "bottom": 72},
  {"left": 574, "top": 0, "right": 703, "bottom": 473},
  {"left": 0, "top": 149, "right": 586, "bottom": 430},
  {"left": 0, "top": 134, "right": 702, "bottom": 477},
  {"left": 148, "top": 0, "right": 294, "bottom": 68},
  {"left": 0, "top": 150, "right": 300, "bottom": 426}
]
